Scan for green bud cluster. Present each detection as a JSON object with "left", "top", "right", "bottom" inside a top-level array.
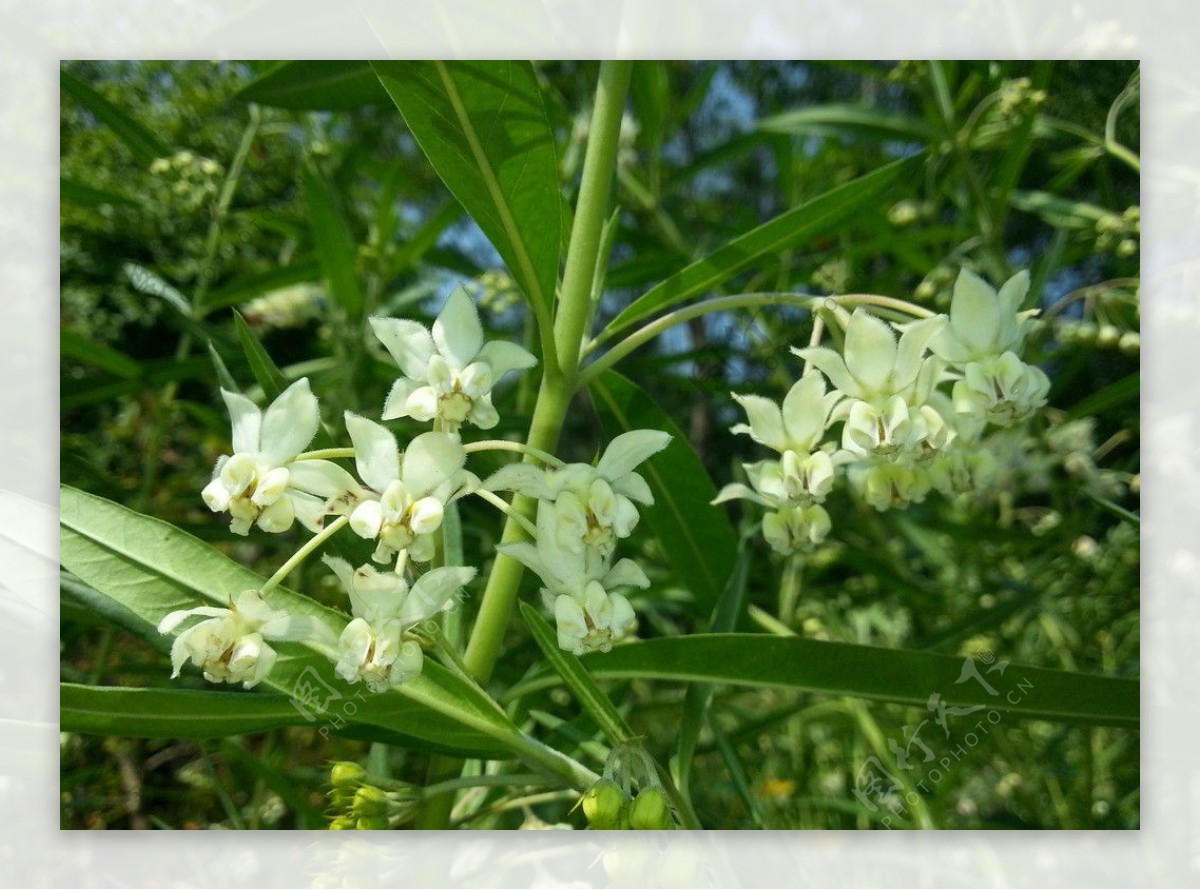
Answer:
[
  {"left": 325, "top": 761, "right": 420, "bottom": 830},
  {"left": 1094, "top": 206, "right": 1139, "bottom": 256}
]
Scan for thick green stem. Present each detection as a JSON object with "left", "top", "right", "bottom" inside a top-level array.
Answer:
[
  {"left": 413, "top": 60, "right": 633, "bottom": 833},
  {"left": 462, "top": 60, "right": 633, "bottom": 686}
]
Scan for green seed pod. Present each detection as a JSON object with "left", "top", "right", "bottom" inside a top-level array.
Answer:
[
  {"left": 628, "top": 787, "right": 674, "bottom": 830},
  {"left": 1097, "top": 324, "right": 1121, "bottom": 348},
  {"left": 1118, "top": 331, "right": 1140, "bottom": 354},
  {"left": 582, "top": 779, "right": 626, "bottom": 829}
]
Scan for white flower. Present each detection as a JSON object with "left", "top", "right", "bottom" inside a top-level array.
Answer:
[
  {"left": 730, "top": 373, "right": 842, "bottom": 455},
  {"left": 201, "top": 378, "right": 359, "bottom": 535},
  {"left": 485, "top": 430, "right": 670, "bottom": 559},
  {"left": 713, "top": 449, "right": 835, "bottom": 510},
  {"left": 793, "top": 310, "right": 945, "bottom": 408},
  {"left": 158, "top": 590, "right": 329, "bottom": 689},
  {"left": 951, "top": 351, "right": 1051, "bottom": 426},
  {"left": 324, "top": 556, "right": 475, "bottom": 691},
  {"left": 761, "top": 503, "right": 832, "bottom": 553},
  {"left": 498, "top": 503, "right": 648, "bottom": 654},
  {"left": 929, "top": 270, "right": 1038, "bottom": 364},
  {"left": 344, "top": 415, "right": 478, "bottom": 563},
  {"left": 849, "top": 460, "right": 934, "bottom": 512},
  {"left": 370, "top": 286, "right": 537, "bottom": 433}
]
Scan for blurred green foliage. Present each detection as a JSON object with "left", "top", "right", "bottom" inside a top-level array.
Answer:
[{"left": 60, "top": 60, "right": 1138, "bottom": 830}]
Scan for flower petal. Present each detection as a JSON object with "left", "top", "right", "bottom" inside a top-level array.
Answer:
[
  {"left": 790, "top": 346, "right": 858, "bottom": 399},
  {"left": 477, "top": 339, "right": 538, "bottom": 379},
  {"left": 369, "top": 317, "right": 435, "bottom": 380},
  {"left": 842, "top": 309, "right": 897, "bottom": 396},
  {"left": 892, "top": 315, "right": 946, "bottom": 392},
  {"left": 432, "top": 286, "right": 484, "bottom": 369},
  {"left": 344, "top": 412, "right": 399, "bottom": 491},
  {"left": 949, "top": 269, "right": 1001, "bottom": 355},
  {"left": 611, "top": 470, "right": 653, "bottom": 506},
  {"left": 483, "top": 463, "right": 554, "bottom": 499},
  {"left": 401, "top": 432, "right": 466, "bottom": 497},
  {"left": 711, "top": 482, "right": 773, "bottom": 507},
  {"left": 596, "top": 430, "right": 673, "bottom": 480},
  {"left": 220, "top": 389, "right": 262, "bottom": 454},
  {"left": 780, "top": 374, "right": 828, "bottom": 452},
  {"left": 730, "top": 395, "right": 786, "bottom": 452},
  {"left": 260, "top": 378, "right": 320, "bottom": 464},
  {"left": 382, "top": 378, "right": 419, "bottom": 421},
  {"left": 399, "top": 565, "right": 476, "bottom": 626},
  {"left": 602, "top": 558, "right": 650, "bottom": 591}
]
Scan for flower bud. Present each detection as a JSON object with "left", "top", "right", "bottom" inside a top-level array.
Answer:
[
  {"left": 331, "top": 761, "right": 366, "bottom": 791},
  {"left": 628, "top": 787, "right": 674, "bottom": 830},
  {"left": 582, "top": 778, "right": 626, "bottom": 829},
  {"left": 353, "top": 785, "right": 390, "bottom": 819},
  {"left": 356, "top": 815, "right": 389, "bottom": 830}
]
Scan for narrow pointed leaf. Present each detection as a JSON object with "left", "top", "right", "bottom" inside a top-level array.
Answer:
[
  {"left": 58, "top": 486, "right": 521, "bottom": 758},
  {"left": 519, "top": 602, "right": 633, "bottom": 747},
  {"left": 601, "top": 154, "right": 922, "bottom": 339},
  {"left": 236, "top": 61, "right": 389, "bottom": 110},
  {"left": 302, "top": 161, "right": 365, "bottom": 319},
  {"left": 371, "top": 61, "right": 560, "bottom": 322},
  {"left": 513, "top": 635, "right": 1139, "bottom": 729},
  {"left": 61, "top": 68, "right": 169, "bottom": 164}
]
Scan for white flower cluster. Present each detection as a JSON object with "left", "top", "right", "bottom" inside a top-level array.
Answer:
[
  {"left": 166, "top": 285, "right": 536, "bottom": 690},
  {"left": 486, "top": 431, "right": 671, "bottom": 654},
  {"left": 716, "top": 270, "right": 1051, "bottom": 553}
]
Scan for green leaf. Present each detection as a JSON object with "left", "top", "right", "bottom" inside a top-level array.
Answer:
[
  {"left": 1065, "top": 372, "right": 1139, "bottom": 420},
  {"left": 759, "top": 104, "right": 937, "bottom": 142},
  {"left": 671, "top": 546, "right": 752, "bottom": 799},
  {"left": 60, "top": 176, "right": 138, "bottom": 208},
  {"left": 233, "top": 310, "right": 289, "bottom": 400},
  {"left": 589, "top": 371, "right": 738, "bottom": 615},
  {"left": 206, "top": 340, "right": 241, "bottom": 394},
  {"left": 58, "top": 486, "right": 520, "bottom": 759},
  {"left": 201, "top": 258, "right": 321, "bottom": 315},
  {"left": 372, "top": 61, "right": 561, "bottom": 324},
  {"left": 237, "top": 61, "right": 389, "bottom": 110},
  {"left": 60, "top": 330, "right": 141, "bottom": 380},
  {"left": 61, "top": 68, "right": 170, "bottom": 165},
  {"left": 514, "top": 634, "right": 1139, "bottom": 729},
  {"left": 61, "top": 684, "right": 315, "bottom": 739},
  {"left": 519, "top": 602, "right": 633, "bottom": 747},
  {"left": 302, "top": 162, "right": 365, "bottom": 319},
  {"left": 600, "top": 154, "right": 923, "bottom": 339}
]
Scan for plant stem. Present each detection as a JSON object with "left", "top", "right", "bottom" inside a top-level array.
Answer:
[
  {"left": 473, "top": 489, "right": 539, "bottom": 538},
  {"left": 259, "top": 515, "right": 348, "bottom": 594},
  {"left": 461, "top": 60, "right": 633, "bottom": 687},
  {"left": 416, "top": 61, "right": 632, "bottom": 833},
  {"left": 463, "top": 440, "right": 565, "bottom": 467},
  {"left": 577, "top": 291, "right": 934, "bottom": 389}
]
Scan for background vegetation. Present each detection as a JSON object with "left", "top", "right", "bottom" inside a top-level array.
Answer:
[{"left": 60, "top": 60, "right": 1139, "bottom": 829}]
